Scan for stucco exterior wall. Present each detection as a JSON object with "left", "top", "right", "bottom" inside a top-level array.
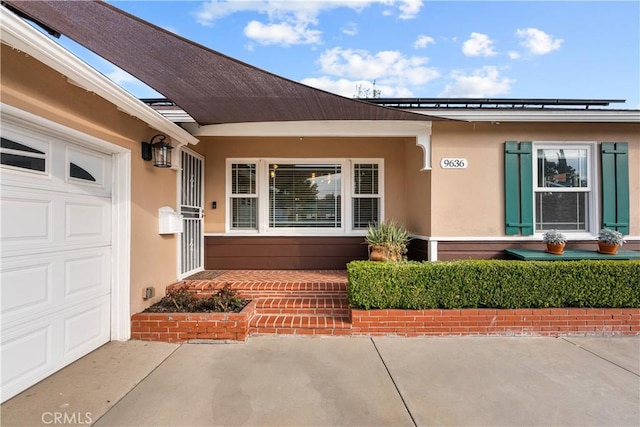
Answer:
[
  {"left": 200, "top": 136, "right": 414, "bottom": 233},
  {"left": 430, "top": 120, "right": 640, "bottom": 237},
  {"left": 404, "top": 140, "right": 431, "bottom": 236},
  {"left": 1, "top": 44, "right": 179, "bottom": 314}
]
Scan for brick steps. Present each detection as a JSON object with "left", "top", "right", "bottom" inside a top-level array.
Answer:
[{"left": 176, "top": 270, "right": 352, "bottom": 336}]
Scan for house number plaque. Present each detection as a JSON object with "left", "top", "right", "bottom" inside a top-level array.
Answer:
[{"left": 440, "top": 158, "right": 468, "bottom": 169}]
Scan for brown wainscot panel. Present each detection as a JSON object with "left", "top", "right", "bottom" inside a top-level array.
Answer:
[{"left": 205, "top": 236, "right": 368, "bottom": 270}]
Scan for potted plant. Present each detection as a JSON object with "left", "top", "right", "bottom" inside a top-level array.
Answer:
[
  {"left": 597, "top": 228, "right": 626, "bottom": 254},
  {"left": 365, "top": 220, "right": 411, "bottom": 262},
  {"left": 543, "top": 229, "right": 567, "bottom": 254}
]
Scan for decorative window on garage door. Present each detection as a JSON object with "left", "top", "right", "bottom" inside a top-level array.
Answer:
[
  {"left": 67, "top": 146, "right": 106, "bottom": 184},
  {"left": 0, "top": 137, "right": 48, "bottom": 173}
]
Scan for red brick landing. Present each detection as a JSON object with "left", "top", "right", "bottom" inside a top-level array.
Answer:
[{"left": 131, "top": 270, "right": 639, "bottom": 342}]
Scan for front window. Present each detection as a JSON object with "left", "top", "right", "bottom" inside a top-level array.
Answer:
[
  {"left": 534, "top": 145, "right": 592, "bottom": 231},
  {"left": 269, "top": 163, "right": 342, "bottom": 228},
  {"left": 228, "top": 159, "right": 382, "bottom": 233}
]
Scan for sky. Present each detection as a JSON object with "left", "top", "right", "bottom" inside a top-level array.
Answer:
[{"left": 49, "top": 0, "right": 640, "bottom": 108}]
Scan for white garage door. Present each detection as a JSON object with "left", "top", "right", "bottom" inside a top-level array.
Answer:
[{"left": 1, "top": 126, "right": 113, "bottom": 402}]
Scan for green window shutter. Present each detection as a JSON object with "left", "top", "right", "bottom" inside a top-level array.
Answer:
[
  {"left": 504, "top": 141, "right": 533, "bottom": 235},
  {"left": 601, "top": 142, "right": 629, "bottom": 234}
]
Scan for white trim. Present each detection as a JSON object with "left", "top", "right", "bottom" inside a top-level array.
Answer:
[
  {"left": 427, "top": 239, "right": 438, "bottom": 262},
  {"left": 1, "top": 104, "right": 131, "bottom": 340},
  {"left": 225, "top": 157, "right": 384, "bottom": 235},
  {"left": 410, "top": 109, "right": 640, "bottom": 123},
  {"left": 0, "top": 6, "right": 198, "bottom": 147},
  {"left": 531, "top": 142, "right": 598, "bottom": 235}
]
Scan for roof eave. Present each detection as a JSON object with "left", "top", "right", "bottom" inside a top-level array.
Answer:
[{"left": 411, "top": 109, "right": 640, "bottom": 123}]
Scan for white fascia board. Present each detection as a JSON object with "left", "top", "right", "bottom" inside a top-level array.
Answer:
[
  {"left": 183, "top": 120, "right": 432, "bottom": 137},
  {"left": 184, "top": 120, "right": 433, "bottom": 169},
  {"left": 0, "top": 7, "right": 199, "bottom": 146},
  {"left": 410, "top": 109, "right": 640, "bottom": 123}
]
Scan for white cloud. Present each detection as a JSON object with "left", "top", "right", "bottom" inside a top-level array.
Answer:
[
  {"left": 414, "top": 35, "right": 435, "bottom": 49},
  {"left": 244, "top": 20, "right": 321, "bottom": 45},
  {"left": 106, "top": 67, "right": 140, "bottom": 85},
  {"left": 508, "top": 51, "right": 521, "bottom": 60},
  {"left": 301, "top": 76, "right": 414, "bottom": 98},
  {"left": 440, "top": 66, "right": 514, "bottom": 97},
  {"left": 304, "top": 47, "right": 438, "bottom": 97},
  {"left": 317, "top": 47, "right": 439, "bottom": 86},
  {"left": 342, "top": 22, "right": 358, "bottom": 36},
  {"left": 462, "top": 32, "right": 497, "bottom": 57},
  {"left": 194, "top": 1, "right": 423, "bottom": 46},
  {"left": 516, "top": 28, "right": 563, "bottom": 55},
  {"left": 397, "top": 0, "right": 423, "bottom": 20}
]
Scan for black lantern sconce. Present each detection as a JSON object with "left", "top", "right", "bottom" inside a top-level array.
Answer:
[{"left": 141, "top": 134, "right": 174, "bottom": 168}]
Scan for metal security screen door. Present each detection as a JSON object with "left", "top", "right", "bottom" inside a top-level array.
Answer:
[{"left": 179, "top": 149, "right": 204, "bottom": 278}]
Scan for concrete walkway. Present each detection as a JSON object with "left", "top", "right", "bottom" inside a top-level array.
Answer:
[{"left": 2, "top": 336, "right": 638, "bottom": 426}]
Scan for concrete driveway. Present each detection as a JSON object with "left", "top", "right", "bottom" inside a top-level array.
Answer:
[{"left": 2, "top": 336, "right": 638, "bottom": 426}]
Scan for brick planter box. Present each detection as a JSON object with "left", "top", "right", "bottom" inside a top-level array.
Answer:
[
  {"left": 131, "top": 300, "right": 257, "bottom": 343},
  {"left": 351, "top": 308, "right": 640, "bottom": 337}
]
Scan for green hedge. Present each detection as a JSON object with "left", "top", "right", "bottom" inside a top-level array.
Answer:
[{"left": 347, "top": 260, "right": 640, "bottom": 309}]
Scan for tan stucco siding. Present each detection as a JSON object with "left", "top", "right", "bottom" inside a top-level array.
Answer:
[
  {"left": 200, "top": 136, "right": 414, "bottom": 233},
  {"left": 404, "top": 141, "right": 431, "bottom": 236},
  {"left": 1, "top": 44, "right": 179, "bottom": 314},
  {"left": 430, "top": 121, "right": 640, "bottom": 237}
]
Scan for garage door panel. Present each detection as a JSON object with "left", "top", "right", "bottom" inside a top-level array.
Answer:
[
  {"left": 64, "top": 250, "right": 111, "bottom": 299},
  {"left": 1, "top": 262, "right": 52, "bottom": 318},
  {"left": 65, "top": 199, "right": 111, "bottom": 241},
  {"left": 0, "top": 294, "right": 110, "bottom": 401},
  {"left": 2, "top": 248, "right": 111, "bottom": 329},
  {"left": 0, "top": 324, "right": 52, "bottom": 401},
  {"left": 1, "top": 190, "right": 111, "bottom": 256},
  {"left": 63, "top": 295, "right": 110, "bottom": 361},
  {"left": 0, "top": 195, "right": 52, "bottom": 243}
]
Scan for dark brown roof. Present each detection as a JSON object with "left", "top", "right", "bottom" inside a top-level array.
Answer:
[{"left": 6, "top": 0, "right": 443, "bottom": 126}]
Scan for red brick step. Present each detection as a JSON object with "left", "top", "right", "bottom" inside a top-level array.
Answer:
[
  {"left": 249, "top": 314, "right": 351, "bottom": 336},
  {"left": 255, "top": 297, "right": 350, "bottom": 316}
]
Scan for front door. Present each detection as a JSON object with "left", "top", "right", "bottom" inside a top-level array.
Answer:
[{"left": 179, "top": 148, "right": 204, "bottom": 278}]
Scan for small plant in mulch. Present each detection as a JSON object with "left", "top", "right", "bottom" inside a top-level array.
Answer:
[{"left": 144, "top": 285, "right": 248, "bottom": 313}]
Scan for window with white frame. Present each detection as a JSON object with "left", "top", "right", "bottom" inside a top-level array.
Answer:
[
  {"left": 352, "top": 163, "right": 380, "bottom": 229},
  {"left": 230, "top": 163, "right": 258, "bottom": 229},
  {"left": 534, "top": 144, "right": 593, "bottom": 231},
  {"left": 227, "top": 159, "right": 383, "bottom": 233}
]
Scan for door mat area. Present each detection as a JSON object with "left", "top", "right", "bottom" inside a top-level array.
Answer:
[{"left": 184, "top": 270, "right": 226, "bottom": 280}]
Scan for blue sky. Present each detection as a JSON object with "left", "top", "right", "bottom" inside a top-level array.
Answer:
[{"left": 52, "top": 1, "right": 639, "bottom": 108}]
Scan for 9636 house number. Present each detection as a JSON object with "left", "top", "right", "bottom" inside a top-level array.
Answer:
[{"left": 440, "top": 158, "right": 468, "bottom": 169}]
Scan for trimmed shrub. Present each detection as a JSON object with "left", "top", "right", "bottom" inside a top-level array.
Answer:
[{"left": 347, "top": 260, "right": 640, "bottom": 309}]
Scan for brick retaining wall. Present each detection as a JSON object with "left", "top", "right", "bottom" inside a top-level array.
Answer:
[
  {"left": 131, "top": 300, "right": 257, "bottom": 343},
  {"left": 350, "top": 308, "right": 640, "bottom": 337}
]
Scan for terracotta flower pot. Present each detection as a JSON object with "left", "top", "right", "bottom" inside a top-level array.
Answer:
[
  {"left": 545, "top": 242, "right": 565, "bottom": 255},
  {"left": 368, "top": 245, "right": 387, "bottom": 261},
  {"left": 598, "top": 242, "right": 619, "bottom": 255}
]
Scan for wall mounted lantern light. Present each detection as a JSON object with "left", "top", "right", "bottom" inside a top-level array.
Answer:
[{"left": 141, "top": 134, "right": 173, "bottom": 168}]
